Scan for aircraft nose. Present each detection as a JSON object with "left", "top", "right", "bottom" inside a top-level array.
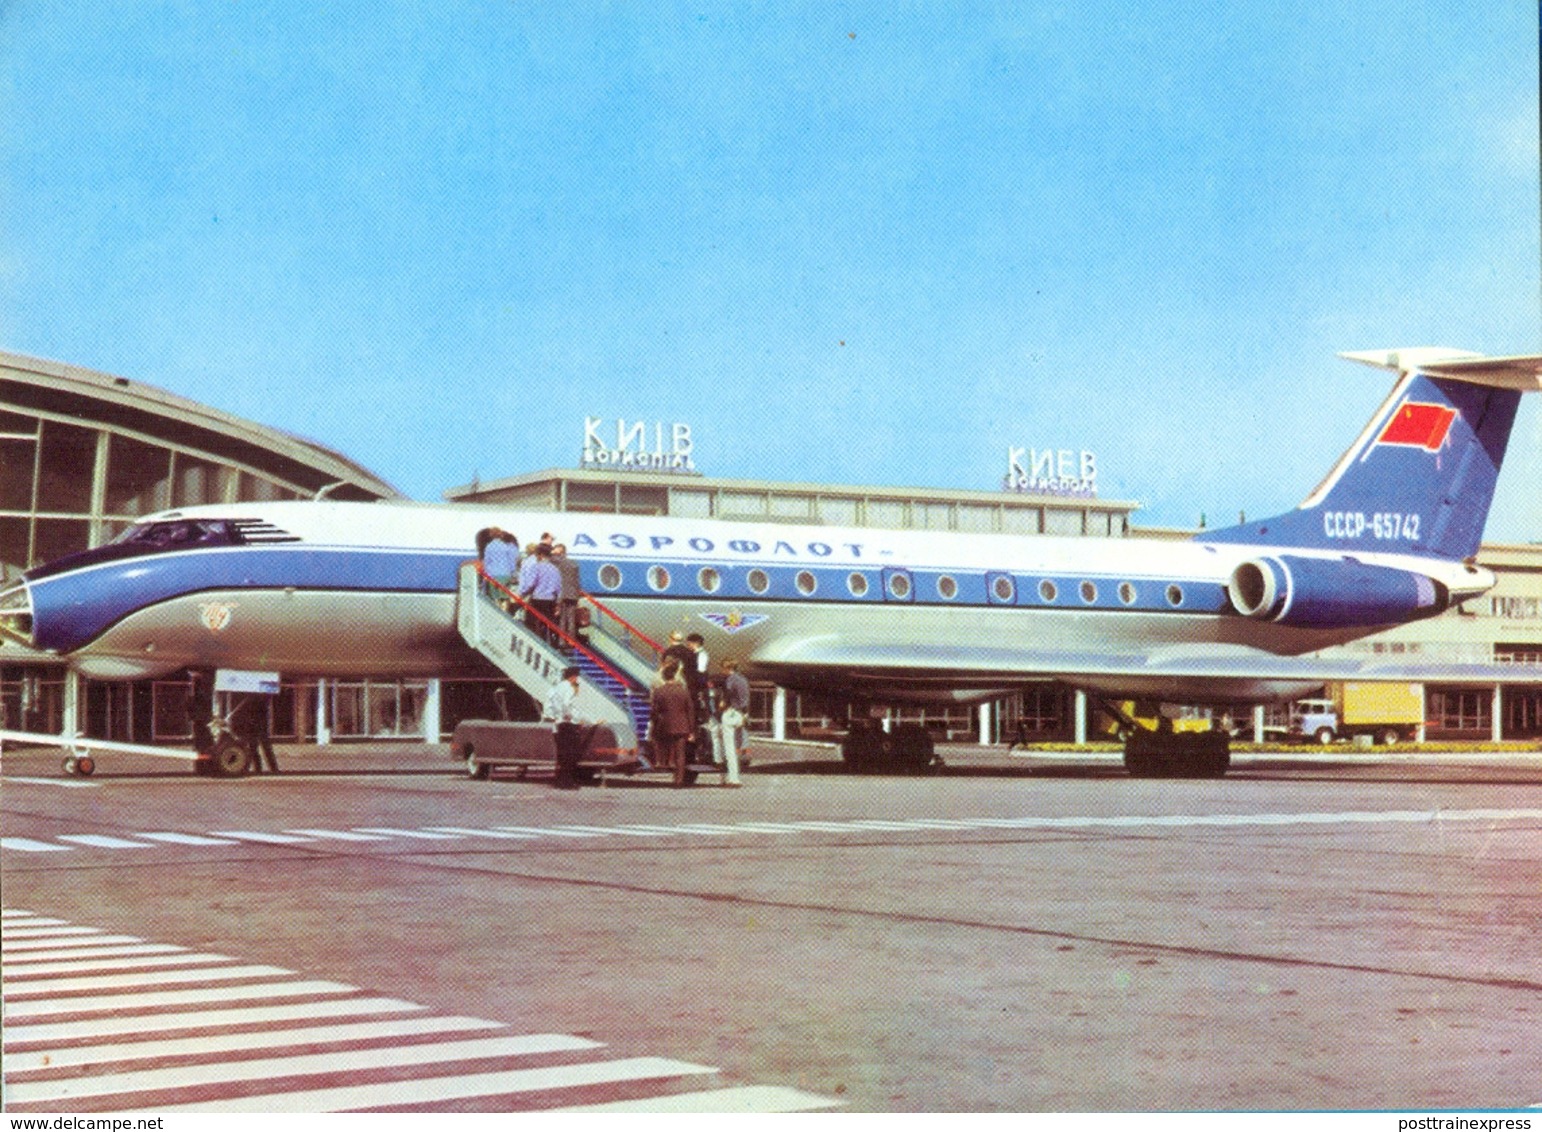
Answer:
[{"left": 0, "top": 582, "right": 35, "bottom": 646}]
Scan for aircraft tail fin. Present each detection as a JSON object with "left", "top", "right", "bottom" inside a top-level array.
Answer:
[{"left": 1204, "top": 349, "right": 1538, "bottom": 562}]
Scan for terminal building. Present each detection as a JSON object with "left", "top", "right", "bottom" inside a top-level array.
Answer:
[
  {"left": 3, "top": 350, "right": 1540, "bottom": 748},
  {"left": 0, "top": 352, "right": 408, "bottom": 743}
]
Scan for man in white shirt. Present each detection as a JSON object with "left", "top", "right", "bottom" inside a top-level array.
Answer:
[{"left": 542, "top": 665, "right": 586, "bottom": 789}]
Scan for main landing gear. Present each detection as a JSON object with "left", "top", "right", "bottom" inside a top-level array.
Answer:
[
  {"left": 840, "top": 720, "right": 939, "bottom": 774},
  {"left": 1098, "top": 697, "right": 1231, "bottom": 779},
  {"left": 1121, "top": 727, "right": 1230, "bottom": 778}
]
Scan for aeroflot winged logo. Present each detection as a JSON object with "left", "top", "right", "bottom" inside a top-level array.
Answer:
[
  {"left": 1377, "top": 401, "right": 1458, "bottom": 453},
  {"left": 701, "top": 612, "right": 769, "bottom": 634}
]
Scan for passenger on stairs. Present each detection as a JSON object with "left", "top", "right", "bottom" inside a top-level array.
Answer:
[
  {"left": 662, "top": 630, "right": 694, "bottom": 676},
  {"left": 482, "top": 529, "right": 519, "bottom": 598},
  {"left": 517, "top": 544, "right": 562, "bottom": 644},
  {"left": 552, "top": 543, "right": 582, "bottom": 643}
]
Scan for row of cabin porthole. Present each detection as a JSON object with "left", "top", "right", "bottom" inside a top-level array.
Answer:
[{"left": 598, "top": 562, "right": 1189, "bottom": 608}]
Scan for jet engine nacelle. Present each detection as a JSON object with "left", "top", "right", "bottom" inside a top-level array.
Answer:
[{"left": 1228, "top": 555, "right": 1447, "bottom": 629}]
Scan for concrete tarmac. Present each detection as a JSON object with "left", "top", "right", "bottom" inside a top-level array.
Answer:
[{"left": 3, "top": 740, "right": 1540, "bottom": 1112}]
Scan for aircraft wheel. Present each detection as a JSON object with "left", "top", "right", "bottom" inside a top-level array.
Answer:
[
  {"left": 62, "top": 755, "right": 78, "bottom": 776},
  {"left": 1124, "top": 731, "right": 1228, "bottom": 778},
  {"left": 1313, "top": 726, "right": 1335, "bottom": 745},
  {"left": 889, "top": 723, "right": 935, "bottom": 773},
  {"left": 208, "top": 735, "right": 251, "bottom": 778},
  {"left": 465, "top": 751, "right": 490, "bottom": 780},
  {"left": 1190, "top": 734, "right": 1230, "bottom": 778},
  {"left": 1122, "top": 735, "right": 1159, "bottom": 777},
  {"left": 76, "top": 755, "right": 95, "bottom": 777},
  {"left": 1123, "top": 748, "right": 1159, "bottom": 777},
  {"left": 841, "top": 725, "right": 882, "bottom": 772}
]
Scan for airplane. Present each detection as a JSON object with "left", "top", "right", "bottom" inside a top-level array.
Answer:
[{"left": 1, "top": 346, "right": 1537, "bottom": 778}]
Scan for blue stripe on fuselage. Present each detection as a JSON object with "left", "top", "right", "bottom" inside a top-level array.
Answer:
[
  {"left": 576, "top": 555, "right": 1231, "bottom": 614},
  {"left": 29, "top": 546, "right": 466, "bottom": 654},
  {"left": 29, "top": 542, "right": 1235, "bottom": 657}
]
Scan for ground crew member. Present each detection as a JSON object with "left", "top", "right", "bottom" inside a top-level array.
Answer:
[
  {"left": 542, "top": 665, "right": 586, "bottom": 789},
  {"left": 719, "top": 659, "right": 749, "bottom": 787}
]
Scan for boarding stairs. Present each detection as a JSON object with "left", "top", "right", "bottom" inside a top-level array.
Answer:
[{"left": 455, "top": 562, "right": 653, "bottom": 747}]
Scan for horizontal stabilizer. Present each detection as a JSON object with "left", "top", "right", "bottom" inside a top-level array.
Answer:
[{"left": 1340, "top": 348, "right": 1542, "bottom": 391}]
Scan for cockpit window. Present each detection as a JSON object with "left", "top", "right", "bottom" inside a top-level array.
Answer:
[
  {"left": 25, "top": 518, "right": 249, "bottom": 583},
  {"left": 115, "top": 520, "right": 235, "bottom": 548},
  {"left": 27, "top": 515, "right": 307, "bottom": 584}
]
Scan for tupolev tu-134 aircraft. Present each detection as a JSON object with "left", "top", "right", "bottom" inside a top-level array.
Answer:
[{"left": 2, "top": 347, "right": 1538, "bottom": 778}]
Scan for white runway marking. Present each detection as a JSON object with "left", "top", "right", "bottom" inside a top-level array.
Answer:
[
  {"left": 553, "top": 824, "right": 652, "bottom": 836},
  {"left": 284, "top": 828, "right": 389, "bottom": 841},
  {"left": 981, "top": 808, "right": 1542, "bottom": 831},
  {"left": 57, "top": 834, "right": 151, "bottom": 849},
  {"left": 666, "top": 824, "right": 753, "bottom": 834},
  {"left": 3, "top": 963, "right": 290, "bottom": 998},
  {"left": 352, "top": 826, "right": 463, "bottom": 840},
  {"left": 617, "top": 823, "right": 730, "bottom": 835},
  {"left": 4, "top": 978, "right": 358, "bottom": 1018},
  {"left": 1, "top": 909, "right": 842, "bottom": 1113},
  {"left": 494, "top": 825, "right": 597, "bottom": 838},
  {"left": 127, "top": 1056, "right": 719, "bottom": 1114},
  {"left": 2, "top": 924, "right": 106, "bottom": 940},
  {"left": 4, "top": 934, "right": 146, "bottom": 954},
  {"left": 1, "top": 837, "right": 71, "bottom": 852},
  {"left": 3, "top": 996, "right": 427, "bottom": 1046},
  {"left": 3, "top": 951, "right": 233, "bottom": 978},
  {"left": 14, "top": 807, "right": 1538, "bottom": 860},
  {"left": 212, "top": 829, "right": 316, "bottom": 844},
  {"left": 551, "top": 1084, "right": 842, "bottom": 1112},
  {"left": 135, "top": 831, "right": 237, "bottom": 846},
  {"left": 7, "top": 1032, "right": 606, "bottom": 1105},
  {"left": 0, "top": 776, "right": 98, "bottom": 789},
  {"left": 424, "top": 826, "right": 540, "bottom": 839},
  {"left": 0, "top": 942, "right": 187, "bottom": 964},
  {"left": 2, "top": 1014, "right": 509, "bottom": 1075}
]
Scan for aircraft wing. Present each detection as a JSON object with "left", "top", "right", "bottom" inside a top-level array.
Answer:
[{"left": 748, "top": 636, "right": 1523, "bottom": 705}]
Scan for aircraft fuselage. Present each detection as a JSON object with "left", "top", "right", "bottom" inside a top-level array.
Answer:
[{"left": 1, "top": 500, "right": 1490, "bottom": 706}]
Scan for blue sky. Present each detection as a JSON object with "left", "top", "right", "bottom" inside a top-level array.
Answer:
[{"left": 3, "top": 3, "right": 1538, "bottom": 539}]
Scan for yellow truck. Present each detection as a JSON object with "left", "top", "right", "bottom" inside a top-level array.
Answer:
[{"left": 1289, "top": 682, "right": 1423, "bottom": 745}]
